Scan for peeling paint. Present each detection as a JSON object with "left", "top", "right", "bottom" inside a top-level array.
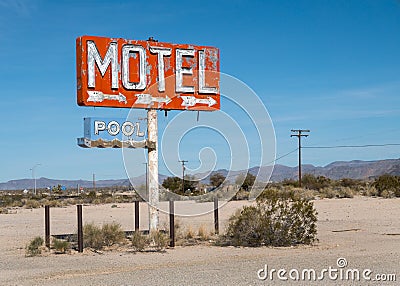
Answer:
[{"left": 77, "top": 36, "right": 220, "bottom": 111}]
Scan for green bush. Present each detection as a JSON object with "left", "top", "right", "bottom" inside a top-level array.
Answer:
[
  {"left": 131, "top": 231, "right": 148, "bottom": 252},
  {"left": 221, "top": 189, "right": 318, "bottom": 247},
  {"left": 102, "top": 222, "right": 125, "bottom": 247},
  {"left": 302, "top": 174, "right": 331, "bottom": 191},
  {"left": 83, "top": 222, "right": 125, "bottom": 250},
  {"left": 26, "top": 236, "right": 44, "bottom": 257},
  {"left": 52, "top": 238, "right": 70, "bottom": 254},
  {"left": 373, "top": 174, "right": 400, "bottom": 197},
  {"left": 83, "top": 223, "right": 103, "bottom": 250}
]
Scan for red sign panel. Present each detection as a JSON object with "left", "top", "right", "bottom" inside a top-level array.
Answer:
[{"left": 76, "top": 36, "right": 220, "bottom": 111}]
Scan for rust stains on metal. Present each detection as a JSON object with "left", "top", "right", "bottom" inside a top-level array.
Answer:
[{"left": 76, "top": 35, "right": 220, "bottom": 111}]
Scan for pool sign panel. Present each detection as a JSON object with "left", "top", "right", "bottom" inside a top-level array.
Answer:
[
  {"left": 77, "top": 117, "right": 147, "bottom": 148},
  {"left": 76, "top": 36, "right": 220, "bottom": 111}
]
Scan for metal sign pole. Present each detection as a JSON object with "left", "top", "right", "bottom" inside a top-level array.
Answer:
[{"left": 147, "top": 109, "right": 159, "bottom": 231}]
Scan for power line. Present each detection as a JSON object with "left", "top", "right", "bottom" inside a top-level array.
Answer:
[
  {"left": 303, "top": 143, "right": 400, "bottom": 149},
  {"left": 266, "top": 148, "right": 299, "bottom": 165}
]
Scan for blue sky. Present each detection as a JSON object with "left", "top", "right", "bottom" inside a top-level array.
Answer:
[{"left": 0, "top": 0, "right": 399, "bottom": 182}]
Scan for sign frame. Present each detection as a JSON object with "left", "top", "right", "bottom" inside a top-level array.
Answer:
[{"left": 76, "top": 36, "right": 220, "bottom": 111}]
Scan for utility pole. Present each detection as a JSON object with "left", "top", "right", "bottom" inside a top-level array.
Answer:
[
  {"left": 291, "top": 129, "right": 310, "bottom": 187},
  {"left": 92, "top": 173, "right": 96, "bottom": 191},
  {"left": 30, "top": 163, "right": 41, "bottom": 195},
  {"left": 179, "top": 160, "right": 188, "bottom": 194}
]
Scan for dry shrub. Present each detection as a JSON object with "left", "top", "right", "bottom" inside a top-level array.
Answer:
[
  {"left": 184, "top": 226, "right": 195, "bottom": 239},
  {"left": 52, "top": 238, "right": 70, "bottom": 254},
  {"left": 45, "top": 200, "right": 62, "bottom": 207},
  {"left": 197, "top": 224, "right": 209, "bottom": 241},
  {"left": 11, "top": 200, "right": 24, "bottom": 208},
  {"left": 173, "top": 219, "right": 183, "bottom": 239},
  {"left": 104, "top": 197, "right": 115, "bottom": 204},
  {"left": 83, "top": 222, "right": 125, "bottom": 250},
  {"left": 24, "top": 199, "right": 41, "bottom": 209},
  {"left": 26, "top": 236, "right": 44, "bottom": 257},
  {"left": 102, "top": 222, "right": 125, "bottom": 246},
  {"left": 337, "top": 187, "right": 354, "bottom": 198},
  {"left": 92, "top": 199, "right": 103, "bottom": 205},
  {"left": 83, "top": 223, "right": 103, "bottom": 250},
  {"left": 381, "top": 190, "right": 395, "bottom": 198},
  {"left": 131, "top": 231, "right": 148, "bottom": 252},
  {"left": 364, "top": 186, "right": 378, "bottom": 197},
  {"left": 149, "top": 230, "right": 169, "bottom": 251},
  {"left": 318, "top": 187, "right": 337, "bottom": 199},
  {"left": 220, "top": 189, "right": 318, "bottom": 247}
]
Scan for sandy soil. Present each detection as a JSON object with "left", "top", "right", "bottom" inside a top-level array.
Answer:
[{"left": 0, "top": 197, "right": 399, "bottom": 285}]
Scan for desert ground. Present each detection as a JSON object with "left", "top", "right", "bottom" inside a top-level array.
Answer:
[{"left": 0, "top": 197, "right": 399, "bottom": 285}]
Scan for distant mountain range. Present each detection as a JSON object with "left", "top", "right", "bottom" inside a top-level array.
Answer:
[{"left": 1, "top": 158, "right": 399, "bottom": 191}]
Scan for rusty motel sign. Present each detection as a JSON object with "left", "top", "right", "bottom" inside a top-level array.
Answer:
[
  {"left": 76, "top": 35, "right": 220, "bottom": 230},
  {"left": 76, "top": 35, "right": 220, "bottom": 110}
]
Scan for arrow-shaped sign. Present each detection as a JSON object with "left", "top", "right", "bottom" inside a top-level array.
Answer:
[
  {"left": 135, "top": 94, "right": 171, "bottom": 105},
  {"left": 181, "top": 96, "right": 217, "bottom": 107},
  {"left": 87, "top": 91, "right": 127, "bottom": 104}
]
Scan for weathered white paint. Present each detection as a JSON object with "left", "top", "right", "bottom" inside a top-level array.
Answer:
[
  {"left": 149, "top": 47, "right": 172, "bottom": 92},
  {"left": 198, "top": 50, "right": 218, "bottom": 94},
  {"left": 147, "top": 109, "right": 159, "bottom": 230},
  {"left": 135, "top": 93, "right": 172, "bottom": 105},
  {"left": 93, "top": 120, "right": 145, "bottom": 137},
  {"left": 87, "top": 41, "right": 118, "bottom": 89},
  {"left": 87, "top": 91, "right": 127, "bottom": 103},
  {"left": 175, "top": 48, "right": 195, "bottom": 93},
  {"left": 94, "top": 121, "right": 106, "bottom": 135},
  {"left": 121, "top": 45, "right": 146, "bottom": 90},
  {"left": 107, "top": 121, "right": 120, "bottom": 136},
  {"left": 181, "top": 96, "right": 217, "bottom": 107}
]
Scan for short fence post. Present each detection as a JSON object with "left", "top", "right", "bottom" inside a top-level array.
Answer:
[
  {"left": 77, "top": 205, "right": 83, "bottom": 253},
  {"left": 45, "top": 205, "right": 50, "bottom": 248},
  {"left": 134, "top": 201, "right": 140, "bottom": 232},
  {"left": 169, "top": 200, "right": 175, "bottom": 247},
  {"left": 214, "top": 197, "right": 219, "bottom": 235}
]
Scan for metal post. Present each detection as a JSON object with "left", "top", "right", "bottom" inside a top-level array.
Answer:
[
  {"left": 45, "top": 206, "right": 50, "bottom": 248},
  {"left": 77, "top": 205, "right": 83, "bottom": 253},
  {"left": 169, "top": 200, "right": 175, "bottom": 247},
  {"left": 134, "top": 201, "right": 140, "bottom": 232},
  {"left": 147, "top": 109, "right": 159, "bottom": 231},
  {"left": 214, "top": 197, "right": 219, "bottom": 234}
]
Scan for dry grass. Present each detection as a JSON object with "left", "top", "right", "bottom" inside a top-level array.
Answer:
[
  {"left": 197, "top": 224, "right": 209, "bottom": 241},
  {"left": 184, "top": 226, "right": 195, "bottom": 239}
]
